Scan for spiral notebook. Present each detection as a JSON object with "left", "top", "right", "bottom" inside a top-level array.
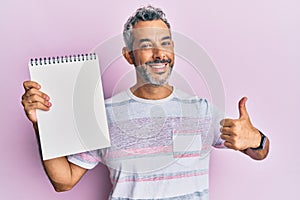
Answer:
[{"left": 29, "top": 53, "right": 110, "bottom": 160}]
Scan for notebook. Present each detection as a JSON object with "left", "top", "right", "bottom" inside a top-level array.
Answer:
[{"left": 29, "top": 53, "right": 111, "bottom": 160}]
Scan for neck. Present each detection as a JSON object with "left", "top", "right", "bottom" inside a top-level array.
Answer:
[{"left": 130, "top": 83, "right": 173, "bottom": 100}]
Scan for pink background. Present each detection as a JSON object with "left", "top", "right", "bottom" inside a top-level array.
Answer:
[{"left": 1, "top": 0, "right": 299, "bottom": 199}]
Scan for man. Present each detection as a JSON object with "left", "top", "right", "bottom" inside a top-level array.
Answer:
[{"left": 21, "top": 5, "right": 269, "bottom": 200}]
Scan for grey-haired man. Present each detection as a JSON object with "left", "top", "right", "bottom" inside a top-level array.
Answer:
[{"left": 21, "top": 5, "right": 269, "bottom": 200}]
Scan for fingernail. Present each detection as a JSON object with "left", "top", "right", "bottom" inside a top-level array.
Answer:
[{"left": 48, "top": 102, "right": 52, "bottom": 107}]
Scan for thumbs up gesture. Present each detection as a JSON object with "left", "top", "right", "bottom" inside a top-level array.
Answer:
[{"left": 220, "top": 97, "right": 262, "bottom": 150}]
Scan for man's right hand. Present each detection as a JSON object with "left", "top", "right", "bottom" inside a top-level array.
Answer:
[
  {"left": 21, "top": 81, "right": 52, "bottom": 124},
  {"left": 21, "top": 81, "right": 87, "bottom": 192}
]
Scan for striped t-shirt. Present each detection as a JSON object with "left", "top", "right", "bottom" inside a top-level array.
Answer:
[{"left": 68, "top": 88, "right": 225, "bottom": 200}]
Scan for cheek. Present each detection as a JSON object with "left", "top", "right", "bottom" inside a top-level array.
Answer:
[
  {"left": 134, "top": 51, "right": 153, "bottom": 64},
  {"left": 170, "top": 52, "right": 175, "bottom": 60},
  {"left": 165, "top": 48, "right": 174, "bottom": 58},
  {"left": 168, "top": 52, "right": 175, "bottom": 64}
]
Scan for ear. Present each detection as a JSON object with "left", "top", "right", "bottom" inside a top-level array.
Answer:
[{"left": 122, "top": 47, "right": 134, "bottom": 65}]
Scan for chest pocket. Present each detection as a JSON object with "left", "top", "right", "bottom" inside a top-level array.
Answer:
[{"left": 172, "top": 129, "right": 202, "bottom": 158}]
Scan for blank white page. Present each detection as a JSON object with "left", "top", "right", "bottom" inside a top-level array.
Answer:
[{"left": 29, "top": 54, "right": 110, "bottom": 160}]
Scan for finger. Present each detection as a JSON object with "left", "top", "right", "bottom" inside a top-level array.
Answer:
[
  {"left": 224, "top": 141, "right": 237, "bottom": 150},
  {"left": 27, "top": 94, "right": 51, "bottom": 107},
  {"left": 24, "top": 102, "right": 49, "bottom": 123},
  {"left": 220, "top": 133, "right": 233, "bottom": 142},
  {"left": 238, "top": 96, "right": 249, "bottom": 119},
  {"left": 24, "top": 88, "right": 50, "bottom": 100},
  {"left": 23, "top": 80, "right": 41, "bottom": 91},
  {"left": 25, "top": 101, "right": 50, "bottom": 112},
  {"left": 22, "top": 98, "right": 52, "bottom": 110},
  {"left": 220, "top": 127, "right": 233, "bottom": 135},
  {"left": 220, "top": 119, "right": 235, "bottom": 127}
]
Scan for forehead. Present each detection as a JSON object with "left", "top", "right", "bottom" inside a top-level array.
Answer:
[{"left": 131, "top": 20, "right": 171, "bottom": 40}]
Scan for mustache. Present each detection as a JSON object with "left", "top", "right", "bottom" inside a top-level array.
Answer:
[{"left": 145, "top": 59, "right": 172, "bottom": 65}]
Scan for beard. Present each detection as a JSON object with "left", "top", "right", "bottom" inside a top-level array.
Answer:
[{"left": 136, "top": 61, "right": 173, "bottom": 86}]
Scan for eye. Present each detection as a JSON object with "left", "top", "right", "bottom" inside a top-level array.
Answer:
[
  {"left": 140, "top": 42, "right": 153, "bottom": 49},
  {"left": 161, "top": 41, "right": 172, "bottom": 47}
]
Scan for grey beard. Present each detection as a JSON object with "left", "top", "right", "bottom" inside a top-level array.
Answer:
[{"left": 136, "top": 65, "right": 173, "bottom": 86}]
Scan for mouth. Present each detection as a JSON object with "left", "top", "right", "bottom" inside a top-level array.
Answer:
[
  {"left": 145, "top": 59, "right": 171, "bottom": 73},
  {"left": 148, "top": 63, "right": 168, "bottom": 73}
]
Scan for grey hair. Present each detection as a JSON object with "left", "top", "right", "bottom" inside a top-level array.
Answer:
[{"left": 123, "top": 5, "right": 171, "bottom": 51}]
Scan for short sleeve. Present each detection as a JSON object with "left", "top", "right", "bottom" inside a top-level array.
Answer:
[
  {"left": 210, "top": 104, "right": 226, "bottom": 149},
  {"left": 67, "top": 150, "right": 102, "bottom": 169}
]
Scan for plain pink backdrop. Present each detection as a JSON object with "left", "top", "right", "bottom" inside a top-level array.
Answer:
[{"left": 1, "top": 0, "right": 299, "bottom": 199}]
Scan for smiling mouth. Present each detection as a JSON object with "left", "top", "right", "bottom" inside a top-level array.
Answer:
[
  {"left": 150, "top": 63, "right": 167, "bottom": 69},
  {"left": 146, "top": 59, "right": 171, "bottom": 72},
  {"left": 148, "top": 63, "right": 168, "bottom": 74},
  {"left": 145, "top": 59, "right": 171, "bottom": 66}
]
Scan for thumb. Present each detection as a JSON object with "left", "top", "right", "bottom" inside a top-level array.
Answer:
[{"left": 238, "top": 96, "right": 249, "bottom": 119}]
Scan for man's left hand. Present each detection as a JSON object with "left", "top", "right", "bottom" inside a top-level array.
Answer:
[{"left": 220, "top": 97, "right": 262, "bottom": 150}]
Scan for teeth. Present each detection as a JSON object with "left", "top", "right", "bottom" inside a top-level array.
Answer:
[{"left": 151, "top": 64, "right": 165, "bottom": 69}]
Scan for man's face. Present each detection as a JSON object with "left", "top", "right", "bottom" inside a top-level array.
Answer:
[{"left": 130, "top": 20, "right": 175, "bottom": 86}]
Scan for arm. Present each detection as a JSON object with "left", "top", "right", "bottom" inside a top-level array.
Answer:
[
  {"left": 220, "top": 97, "right": 270, "bottom": 160},
  {"left": 241, "top": 135, "right": 270, "bottom": 160},
  {"left": 22, "top": 81, "right": 87, "bottom": 192}
]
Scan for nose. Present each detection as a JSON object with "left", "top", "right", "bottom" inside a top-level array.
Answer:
[{"left": 152, "top": 46, "right": 166, "bottom": 60}]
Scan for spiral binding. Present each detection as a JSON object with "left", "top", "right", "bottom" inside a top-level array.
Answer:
[{"left": 30, "top": 53, "right": 97, "bottom": 66}]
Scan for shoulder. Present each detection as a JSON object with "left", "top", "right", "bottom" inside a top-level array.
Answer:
[
  {"left": 105, "top": 90, "right": 131, "bottom": 106},
  {"left": 173, "top": 88, "right": 222, "bottom": 116},
  {"left": 173, "top": 88, "right": 208, "bottom": 105}
]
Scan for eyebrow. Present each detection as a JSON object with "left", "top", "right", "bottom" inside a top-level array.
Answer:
[
  {"left": 138, "top": 36, "right": 171, "bottom": 44},
  {"left": 161, "top": 36, "right": 171, "bottom": 40},
  {"left": 139, "top": 38, "right": 151, "bottom": 43}
]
